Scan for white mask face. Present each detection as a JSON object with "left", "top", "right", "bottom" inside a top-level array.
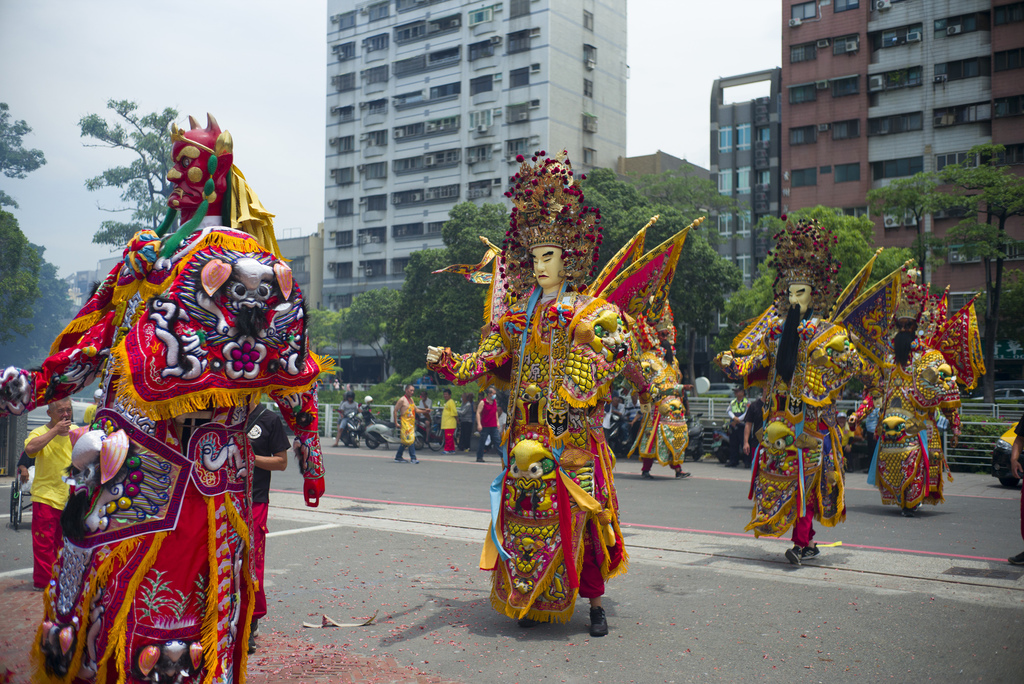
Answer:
[
  {"left": 787, "top": 283, "right": 813, "bottom": 314},
  {"left": 530, "top": 245, "right": 565, "bottom": 295}
]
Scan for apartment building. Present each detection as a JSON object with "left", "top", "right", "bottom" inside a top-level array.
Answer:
[
  {"left": 780, "top": 0, "right": 1024, "bottom": 300},
  {"left": 323, "top": 0, "right": 628, "bottom": 310},
  {"left": 277, "top": 225, "right": 325, "bottom": 310},
  {"left": 711, "top": 68, "right": 784, "bottom": 287}
]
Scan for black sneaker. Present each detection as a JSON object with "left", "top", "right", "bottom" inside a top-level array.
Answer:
[
  {"left": 589, "top": 607, "right": 608, "bottom": 637},
  {"left": 785, "top": 545, "right": 802, "bottom": 566},
  {"left": 394, "top": 457, "right": 408, "bottom": 463},
  {"left": 676, "top": 471, "right": 691, "bottom": 479},
  {"left": 900, "top": 506, "right": 915, "bottom": 517},
  {"left": 476, "top": 458, "right": 485, "bottom": 463},
  {"left": 517, "top": 616, "right": 542, "bottom": 628},
  {"left": 1009, "top": 551, "right": 1024, "bottom": 566},
  {"left": 801, "top": 545, "right": 820, "bottom": 561},
  {"left": 641, "top": 471, "right": 654, "bottom": 480},
  {"left": 248, "top": 625, "right": 257, "bottom": 654}
]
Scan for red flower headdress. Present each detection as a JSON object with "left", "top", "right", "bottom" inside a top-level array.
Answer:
[{"left": 766, "top": 216, "right": 840, "bottom": 315}]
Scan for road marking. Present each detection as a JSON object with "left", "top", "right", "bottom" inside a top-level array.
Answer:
[
  {"left": 266, "top": 523, "right": 342, "bottom": 538},
  {"left": 0, "top": 567, "right": 32, "bottom": 579}
]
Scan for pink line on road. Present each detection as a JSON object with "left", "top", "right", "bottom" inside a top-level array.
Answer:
[{"left": 271, "top": 490, "right": 1007, "bottom": 563}]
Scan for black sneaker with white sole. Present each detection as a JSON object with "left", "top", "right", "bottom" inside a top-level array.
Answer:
[
  {"left": 784, "top": 545, "right": 802, "bottom": 566},
  {"left": 801, "top": 545, "right": 820, "bottom": 561},
  {"left": 1008, "top": 551, "right": 1024, "bottom": 566}
]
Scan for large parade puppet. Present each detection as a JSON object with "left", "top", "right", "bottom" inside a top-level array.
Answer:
[
  {"left": 426, "top": 151, "right": 697, "bottom": 634},
  {"left": 716, "top": 217, "right": 864, "bottom": 565},
  {"left": 0, "top": 115, "right": 329, "bottom": 683},
  {"left": 860, "top": 269, "right": 984, "bottom": 515}
]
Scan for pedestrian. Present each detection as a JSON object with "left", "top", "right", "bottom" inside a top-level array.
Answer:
[
  {"left": 476, "top": 386, "right": 499, "bottom": 463},
  {"left": 394, "top": 384, "right": 420, "bottom": 463},
  {"left": 1008, "top": 410, "right": 1024, "bottom": 565},
  {"left": 333, "top": 390, "right": 359, "bottom": 447},
  {"left": 441, "top": 388, "right": 458, "bottom": 453},
  {"left": 245, "top": 400, "right": 290, "bottom": 654},
  {"left": 418, "top": 389, "right": 433, "bottom": 411},
  {"left": 23, "top": 397, "right": 75, "bottom": 590},
  {"left": 458, "top": 392, "right": 474, "bottom": 452},
  {"left": 726, "top": 386, "right": 749, "bottom": 468},
  {"left": 742, "top": 393, "right": 764, "bottom": 469}
]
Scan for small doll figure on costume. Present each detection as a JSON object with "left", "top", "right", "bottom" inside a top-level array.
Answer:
[{"left": 425, "top": 150, "right": 654, "bottom": 638}]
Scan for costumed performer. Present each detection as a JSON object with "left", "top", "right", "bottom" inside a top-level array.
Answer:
[{"left": 0, "top": 114, "right": 329, "bottom": 683}]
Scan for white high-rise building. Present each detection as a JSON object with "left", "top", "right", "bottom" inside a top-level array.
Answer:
[{"left": 323, "top": 0, "right": 627, "bottom": 310}]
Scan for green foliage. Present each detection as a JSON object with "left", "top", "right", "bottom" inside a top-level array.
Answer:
[
  {"left": 1001, "top": 271, "right": 1024, "bottom": 349},
  {"left": 0, "top": 211, "right": 41, "bottom": 345},
  {"left": 347, "top": 287, "right": 402, "bottom": 368},
  {"left": 80, "top": 100, "right": 179, "bottom": 247},
  {"left": 306, "top": 308, "right": 345, "bottom": 354},
  {"left": 865, "top": 172, "right": 943, "bottom": 272},
  {"left": 0, "top": 103, "right": 47, "bottom": 208}
]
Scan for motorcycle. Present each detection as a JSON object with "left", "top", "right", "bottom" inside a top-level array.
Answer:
[
  {"left": 706, "top": 423, "right": 731, "bottom": 463},
  {"left": 685, "top": 412, "right": 705, "bottom": 462},
  {"left": 337, "top": 410, "right": 364, "bottom": 448},
  {"left": 363, "top": 413, "right": 402, "bottom": 450},
  {"left": 604, "top": 410, "right": 631, "bottom": 460}
]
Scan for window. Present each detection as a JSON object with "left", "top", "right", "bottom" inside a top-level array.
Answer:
[
  {"left": 508, "top": 29, "right": 534, "bottom": 54},
  {"left": 333, "top": 72, "right": 356, "bottom": 92},
  {"left": 791, "top": 1, "right": 816, "bottom": 20},
  {"left": 1002, "top": 144, "right": 1024, "bottom": 165},
  {"left": 364, "top": 162, "right": 387, "bottom": 179},
  {"left": 424, "top": 115, "right": 460, "bottom": 134},
  {"left": 392, "top": 189, "right": 424, "bottom": 206},
  {"left": 995, "top": 2, "right": 1024, "bottom": 25},
  {"left": 468, "top": 109, "right": 493, "bottom": 128},
  {"left": 791, "top": 168, "right": 816, "bottom": 187},
  {"left": 427, "top": 46, "right": 461, "bottom": 68},
  {"left": 506, "top": 138, "right": 530, "bottom": 158},
  {"left": 424, "top": 184, "right": 460, "bottom": 202},
  {"left": 363, "top": 195, "right": 387, "bottom": 212},
  {"left": 877, "top": 66, "right": 923, "bottom": 90},
  {"left": 335, "top": 230, "right": 353, "bottom": 248},
  {"left": 736, "top": 123, "right": 751, "bottom": 151},
  {"left": 584, "top": 10, "right": 594, "bottom": 31},
  {"left": 361, "top": 259, "right": 386, "bottom": 277},
  {"left": 334, "top": 135, "right": 354, "bottom": 152},
  {"left": 363, "top": 65, "right": 388, "bottom": 84},
  {"left": 392, "top": 258, "right": 410, "bottom": 275},
  {"left": 871, "top": 156, "right": 923, "bottom": 180},
  {"left": 367, "top": 130, "right": 388, "bottom": 146},
  {"left": 832, "top": 119, "right": 860, "bottom": 139},
  {"left": 871, "top": 24, "right": 924, "bottom": 51},
  {"left": 756, "top": 169, "right": 771, "bottom": 186},
  {"left": 583, "top": 148, "right": 596, "bottom": 165},
  {"left": 718, "top": 170, "right": 733, "bottom": 195},
  {"left": 393, "top": 155, "right": 423, "bottom": 174},
  {"left": 392, "top": 222, "right": 423, "bottom": 239},
  {"left": 510, "top": 0, "right": 530, "bottom": 18},
  {"left": 584, "top": 79, "right": 594, "bottom": 97},
  {"left": 867, "top": 111, "right": 923, "bottom": 135},
  {"left": 736, "top": 167, "right": 751, "bottom": 193},
  {"left": 332, "top": 167, "right": 354, "bottom": 185},
  {"left": 364, "top": 33, "right": 389, "bottom": 52},
  {"left": 469, "top": 40, "right": 495, "bottom": 61},
  {"left": 717, "top": 213, "right": 733, "bottom": 236},
  {"left": 510, "top": 67, "right": 530, "bottom": 88},
  {"left": 995, "top": 95, "right": 1024, "bottom": 118},
  {"left": 820, "top": 165, "right": 832, "bottom": 175},
  {"left": 394, "top": 122, "right": 424, "bottom": 139},
  {"left": 584, "top": 44, "right": 598, "bottom": 67},
  {"left": 736, "top": 211, "right": 752, "bottom": 237},
  {"left": 935, "top": 13, "right": 990, "bottom": 36},
  {"left": 334, "top": 199, "right": 354, "bottom": 216},
  {"left": 790, "top": 43, "right": 816, "bottom": 63},
  {"left": 427, "top": 221, "right": 444, "bottom": 235},
  {"left": 718, "top": 128, "right": 733, "bottom": 152},
  {"left": 757, "top": 127, "right": 770, "bottom": 142},
  {"left": 429, "top": 82, "right": 461, "bottom": 100},
  {"left": 333, "top": 262, "right": 352, "bottom": 279},
  {"left": 789, "top": 84, "right": 816, "bottom": 104},
  {"left": 425, "top": 148, "right": 460, "bottom": 167},
  {"left": 469, "top": 6, "right": 495, "bottom": 26},
  {"left": 333, "top": 105, "right": 355, "bottom": 122},
  {"left": 470, "top": 75, "right": 493, "bottom": 95},
  {"left": 833, "top": 34, "right": 860, "bottom": 55},
  {"left": 394, "top": 21, "right": 426, "bottom": 43},
  {"left": 736, "top": 255, "right": 751, "bottom": 281},
  {"left": 468, "top": 180, "right": 493, "bottom": 199},
  {"left": 996, "top": 48, "right": 1024, "bottom": 72},
  {"left": 334, "top": 42, "right": 355, "bottom": 61},
  {"left": 367, "top": 2, "right": 389, "bottom": 22},
  {"left": 334, "top": 11, "right": 356, "bottom": 30},
  {"left": 393, "top": 90, "right": 424, "bottom": 108},
  {"left": 508, "top": 103, "right": 530, "bottom": 122},
  {"left": 835, "top": 162, "right": 860, "bottom": 183},
  {"left": 935, "top": 57, "right": 991, "bottom": 81},
  {"left": 936, "top": 151, "right": 973, "bottom": 171},
  {"left": 466, "top": 144, "right": 493, "bottom": 163},
  {"left": 330, "top": 293, "right": 352, "bottom": 309},
  {"left": 831, "top": 75, "right": 859, "bottom": 97},
  {"left": 835, "top": 0, "right": 859, "bottom": 12},
  {"left": 790, "top": 125, "right": 816, "bottom": 145},
  {"left": 933, "top": 102, "right": 992, "bottom": 127}
]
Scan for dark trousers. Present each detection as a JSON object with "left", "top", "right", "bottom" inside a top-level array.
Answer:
[
  {"left": 458, "top": 421, "right": 472, "bottom": 450},
  {"left": 728, "top": 423, "right": 745, "bottom": 466},
  {"left": 477, "top": 425, "right": 500, "bottom": 459}
]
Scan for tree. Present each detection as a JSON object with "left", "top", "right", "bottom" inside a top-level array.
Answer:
[
  {"left": 0, "top": 211, "right": 41, "bottom": 344},
  {"left": 866, "top": 172, "right": 943, "bottom": 275},
  {"left": 347, "top": 287, "right": 402, "bottom": 374},
  {"left": 79, "top": 100, "right": 179, "bottom": 247},
  {"left": 0, "top": 102, "right": 47, "bottom": 208},
  {"left": 938, "top": 143, "right": 1024, "bottom": 402},
  {"left": 306, "top": 308, "right": 346, "bottom": 355},
  {"left": 1000, "top": 271, "right": 1024, "bottom": 351},
  {"left": 0, "top": 244, "right": 74, "bottom": 368}
]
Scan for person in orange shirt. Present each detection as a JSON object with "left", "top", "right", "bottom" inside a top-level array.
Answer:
[{"left": 24, "top": 397, "right": 75, "bottom": 590}]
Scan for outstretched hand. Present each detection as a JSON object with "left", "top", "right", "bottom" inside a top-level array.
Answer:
[{"left": 426, "top": 346, "right": 443, "bottom": 364}]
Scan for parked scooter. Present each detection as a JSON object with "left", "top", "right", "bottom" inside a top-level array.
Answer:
[
  {"left": 685, "top": 412, "right": 705, "bottom": 461},
  {"left": 361, "top": 396, "right": 403, "bottom": 450},
  {"left": 706, "top": 423, "right": 731, "bottom": 463},
  {"left": 337, "top": 410, "right": 364, "bottom": 448}
]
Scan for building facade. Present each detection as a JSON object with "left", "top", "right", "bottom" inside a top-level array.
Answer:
[
  {"left": 710, "top": 68, "right": 784, "bottom": 287},
  {"left": 323, "top": 0, "right": 628, "bottom": 310},
  {"left": 277, "top": 224, "right": 326, "bottom": 310},
  {"left": 780, "top": 0, "right": 1024, "bottom": 300}
]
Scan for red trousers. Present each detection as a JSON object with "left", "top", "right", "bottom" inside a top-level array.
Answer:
[
  {"left": 791, "top": 495, "right": 820, "bottom": 548},
  {"left": 32, "top": 502, "right": 64, "bottom": 589},
  {"left": 252, "top": 502, "right": 269, "bottom": 619},
  {"left": 443, "top": 429, "right": 455, "bottom": 452},
  {"left": 641, "top": 458, "right": 680, "bottom": 473},
  {"left": 579, "top": 523, "right": 605, "bottom": 600}
]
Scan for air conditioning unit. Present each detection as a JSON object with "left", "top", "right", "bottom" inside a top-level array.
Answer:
[
  {"left": 493, "top": 73, "right": 503, "bottom": 81},
  {"left": 906, "top": 30, "right": 922, "bottom": 42},
  {"left": 331, "top": 14, "right": 340, "bottom": 23},
  {"left": 883, "top": 215, "right": 901, "bottom": 229},
  {"left": 875, "top": 0, "right": 891, "bottom": 10},
  {"left": 529, "top": 99, "right": 541, "bottom": 109},
  {"left": 356, "top": 164, "right": 365, "bottom": 172},
  {"left": 946, "top": 25, "right": 963, "bottom": 36},
  {"left": 359, "top": 101, "right": 369, "bottom": 109},
  {"left": 868, "top": 74, "right": 885, "bottom": 92},
  {"left": 425, "top": 157, "right": 435, "bottom": 166},
  {"left": 816, "top": 38, "right": 831, "bottom": 49},
  {"left": 529, "top": 27, "right": 541, "bottom": 37},
  {"left": 789, "top": 18, "right": 802, "bottom": 27},
  {"left": 530, "top": 63, "right": 541, "bottom": 73},
  {"left": 934, "top": 74, "right": 948, "bottom": 84},
  {"left": 365, "top": 267, "right": 374, "bottom": 277},
  {"left": 845, "top": 38, "right": 859, "bottom": 52},
  {"left": 329, "top": 137, "right": 340, "bottom": 146},
  {"left": 328, "top": 199, "right": 338, "bottom": 208},
  {"left": 476, "top": 124, "right": 489, "bottom": 133},
  {"left": 514, "top": 111, "right": 529, "bottom": 122},
  {"left": 585, "top": 59, "right": 596, "bottom": 70},
  {"left": 816, "top": 79, "right": 830, "bottom": 90},
  {"left": 489, "top": 35, "right": 502, "bottom": 45},
  {"left": 817, "top": 123, "right": 831, "bottom": 132},
  {"left": 394, "top": 129, "right": 405, "bottom": 138}
]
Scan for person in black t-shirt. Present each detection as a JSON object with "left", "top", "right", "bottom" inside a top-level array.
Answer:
[
  {"left": 742, "top": 396, "right": 764, "bottom": 470},
  {"left": 1009, "top": 411, "right": 1024, "bottom": 566},
  {"left": 247, "top": 404, "right": 291, "bottom": 653}
]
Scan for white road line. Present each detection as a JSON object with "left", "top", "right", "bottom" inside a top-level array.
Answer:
[
  {"left": 0, "top": 567, "right": 32, "bottom": 579},
  {"left": 266, "top": 523, "right": 342, "bottom": 538}
]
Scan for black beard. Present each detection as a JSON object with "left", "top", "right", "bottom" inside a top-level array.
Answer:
[
  {"left": 776, "top": 304, "right": 806, "bottom": 385},
  {"left": 234, "top": 306, "right": 266, "bottom": 338},
  {"left": 894, "top": 330, "right": 916, "bottom": 366},
  {"left": 661, "top": 339, "right": 675, "bottom": 366}
]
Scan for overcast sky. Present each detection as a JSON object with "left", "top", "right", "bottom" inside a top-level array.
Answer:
[{"left": 0, "top": 0, "right": 780, "bottom": 279}]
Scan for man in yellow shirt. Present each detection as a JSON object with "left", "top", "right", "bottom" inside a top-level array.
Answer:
[
  {"left": 441, "top": 388, "right": 458, "bottom": 454},
  {"left": 24, "top": 397, "right": 75, "bottom": 590}
]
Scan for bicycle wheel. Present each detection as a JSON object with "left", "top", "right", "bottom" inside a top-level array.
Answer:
[
  {"left": 415, "top": 431, "right": 426, "bottom": 451},
  {"left": 427, "top": 426, "right": 443, "bottom": 451},
  {"left": 10, "top": 481, "right": 20, "bottom": 531}
]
